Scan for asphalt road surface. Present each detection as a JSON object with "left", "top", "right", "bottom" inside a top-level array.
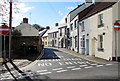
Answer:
[{"left": 0, "top": 47, "right": 119, "bottom": 81}]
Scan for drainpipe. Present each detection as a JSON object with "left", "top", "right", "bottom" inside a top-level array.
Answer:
[{"left": 77, "top": 21, "right": 79, "bottom": 53}]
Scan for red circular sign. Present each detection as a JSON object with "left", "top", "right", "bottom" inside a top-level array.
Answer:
[
  {"left": 113, "top": 22, "right": 120, "bottom": 31},
  {"left": 0, "top": 25, "right": 10, "bottom": 35}
]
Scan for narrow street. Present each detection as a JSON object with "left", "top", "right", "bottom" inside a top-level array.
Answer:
[{"left": 0, "top": 47, "right": 119, "bottom": 80}]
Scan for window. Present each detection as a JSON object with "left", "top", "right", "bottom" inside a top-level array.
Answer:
[
  {"left": 67, "top": 28, "right": 70, "bottom": 36},
  {"left": 98, "top": 14, "right": 104, "bottom": 27},
  {"left": 81, "top": 22, "right": 85, "bottom": 32},
  {"left": 74, "top": 19, "right": 78, "bottom": 28},
  {"left": 60, "top": 28, "right": 62, "bottom": 36},
  {"left": 70, "top": 23, "right": 73, "bottom": 31},
  {"left": 75, "top": 36, "right": 77, "bottom": 48},
  {"left": 55, "top": 40, "right": 57, "bottom": 44},
  {"left": 55, "top": 33, "right": 57, "bottom": 38},
  {"left": 98, "top": 35, "right": 104, "bottom": 51},
  {"left": 81, "top": 35, "right": 85, "bottom": 48}
]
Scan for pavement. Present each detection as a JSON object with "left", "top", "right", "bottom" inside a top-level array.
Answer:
[{"left": 0, "top": 47, "right": 119, "bottom": 74}]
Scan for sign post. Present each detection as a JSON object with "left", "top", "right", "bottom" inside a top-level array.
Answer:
[
  {"left": 113, "top": 21, "right": 120, "bottom": 61},
  {"left": 0, "top": 24, "right": 10, "bottom": 62}
]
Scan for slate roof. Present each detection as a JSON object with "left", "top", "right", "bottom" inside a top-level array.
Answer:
[{"left": 79, "top": 2, "right": 116, "bottom": 21}]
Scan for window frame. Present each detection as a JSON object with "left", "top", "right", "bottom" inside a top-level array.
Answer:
[
  {"left": 98, "top": 14, "right": 104, "bottom": 28},
  {"left": 98, "top": 35, "right": 104, "bottom": 51}
]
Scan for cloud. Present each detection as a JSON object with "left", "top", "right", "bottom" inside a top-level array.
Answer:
[
  {"left": 12, "top": 3, "right": 34, "bottom": 26},
  {"left": 59, "top": 14, "right": 67, "bottom": 24},
  {"left": 66, "top": 6, "right": 76, "bottom": 10},
  {"left": 58, "top": 10, "right": 63, "bottom": 16},
  {"left": 16, "top": 3, "right": 34, "bottom": 13}
]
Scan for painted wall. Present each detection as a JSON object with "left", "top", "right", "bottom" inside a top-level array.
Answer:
[
  {"left": 89, "top": 7, "right": 113, "bottom": 60},
  {"left": 70, "top": 16, "right": 78, "bottom": 52},
  {"left": 79, "top": 17, "right": 91, "bottom": 55}
]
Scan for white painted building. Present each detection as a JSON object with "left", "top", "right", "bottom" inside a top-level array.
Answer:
[
  {"left": 66, "top": 2, "right": 92, "bottom": 52},
  {"left": 58, "top": 23, "right": 67, "bottom": 48},
  {"left": 78, "top": 2, "right": 120, "bottom": 61},
  {"left": 48, "top": 26, "right": 58, "bottom": 47},
  {"left": 16, "top": 18, "right": 39, "bottom": 36}
]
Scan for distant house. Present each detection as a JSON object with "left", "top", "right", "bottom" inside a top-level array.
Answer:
[
  {"left": 48, "top": 24, "right": 58, "bottom": 47},
  {"left": 58, "top": 23, "right": 67, "bottom": 48},
  {"left": 42, "top": 30, "right": 50, "bottom": 46},
  {"left": 15, "top": 18, "right": 39, "bottom": 36}
]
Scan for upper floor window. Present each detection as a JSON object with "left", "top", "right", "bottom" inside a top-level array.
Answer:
[
  {"left": 60, "top": 28, "right": 62, "bottom": 36},
  {"left": 98, "top": 14, "right": 104, "bottom": 28},
  {"left": 74, "top": 19, "right": 78, "bottom": 29},
  {"left": 81, "top": 22, "right": 85, "bottom": 32},
  {"left": 70, "top": 23, "right": 73, "bottom": 31}
]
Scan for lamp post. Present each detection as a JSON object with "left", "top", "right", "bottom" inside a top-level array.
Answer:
[{"left": 9, "top": 0, "right": 12, "bottom": 61}]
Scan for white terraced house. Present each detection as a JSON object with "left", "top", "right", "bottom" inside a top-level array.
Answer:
[{"left": 78, "top": 2, "right": 120, "bottom": 61}]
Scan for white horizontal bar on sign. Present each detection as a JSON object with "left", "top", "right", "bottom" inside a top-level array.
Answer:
[{"left": 0, "top": 29, "right": 9, "bottom": 31}]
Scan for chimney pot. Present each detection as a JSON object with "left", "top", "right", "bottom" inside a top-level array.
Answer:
[{"left": 23, "top": 18, "right": 28, "bottom": 23}]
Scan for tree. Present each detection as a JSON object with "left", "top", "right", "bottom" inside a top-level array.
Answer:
[{"left": 11, "top": 29, "right": 22, "bottom": 36}]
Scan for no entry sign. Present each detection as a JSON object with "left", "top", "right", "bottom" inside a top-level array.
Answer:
[
  {"left": 113, "top": 22, "right": 120, "bottom": 31},
  {"left": 0, "top": 25, "right": 10, "bottom": 35}
]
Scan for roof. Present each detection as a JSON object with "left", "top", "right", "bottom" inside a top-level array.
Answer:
[
  {"left": 68, "top": 3, "right": 85, "bottom": 16},
  {"left": 58, "top": 23, "right": 67, "bottom": 29},
  {"left": 48, "top": 26, "right": 58, "bottom": 34},
  {"left": 79, "top": 2, "right": 116, "bottom": 21},
  {"left": 42, "top": 30, "right": 50, "bottom": 37}
]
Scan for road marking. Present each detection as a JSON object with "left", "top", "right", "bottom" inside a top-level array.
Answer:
[
  {"left": 39, "top": 72, "right": 52, "bottom": 75},
  {"left": 72, "top": 68, "right": 81, "bottom": 70},
  {"left": 57, "top": 70, "right": 67, "bottom": 73},
  {"left": 52, "top": 68, "right": 63, "bottom": 71},
  {"left": 80, "top": 65, "right": 88, "bottom": 67},
  {"left": 37, "top": 70, "right": 47, "bottom": 73},
  {"left": 48, "top": 59, "right": 51, "bottom": 61},
  {"left": 106, "top": 64, "right": 112, "bottom": 66},
  {"left": 65, "top": 62, "right": 73, "bottom": 65},
  {"left": 84, "top": 66, "right": 93, "bottom": 68},
  {"left": 96, "top": 65, "right": 104, "bottom": 67},
  {"left": 58, "top": 49, "right": 109, "bottom": 64},
  {"left": 67, "top": 66, "right": 76, "bottom": 69},
  {"left": 38, "top": 63, "right": 52, "bottom": 66},
  {"left": 90, "top": 64, "right": 98, "bottom": 65},
  {"left": 77, "top": 62, "right": 85, "bottom": 64},
  {"left": 59, "top": 62, "right": 64, "bottom": 65},
  {"left": 73, "top": 62, "right": 78, "bottom": 64}
]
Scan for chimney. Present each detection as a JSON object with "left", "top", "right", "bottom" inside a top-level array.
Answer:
[
  {"left": 23, "top": 18, "right": 28, "bottom": 23},
  {"left": 85, "top": 0, "right": 92, "bottom": 3},
  {"left": 55, "top": 23, "right": 59, "bottom": 27}
]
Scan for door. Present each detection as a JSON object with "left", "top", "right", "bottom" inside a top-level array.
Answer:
[
  {"left": 91, "top": 39, "right": 95, "bottom": 56},
  {"left": 86, "top": 39, "right": 89, "bottom": 55}
]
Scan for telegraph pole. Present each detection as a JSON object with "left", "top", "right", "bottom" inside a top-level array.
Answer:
[{"left": 9, "top": 0, "right": 12, "bottom": 61}]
